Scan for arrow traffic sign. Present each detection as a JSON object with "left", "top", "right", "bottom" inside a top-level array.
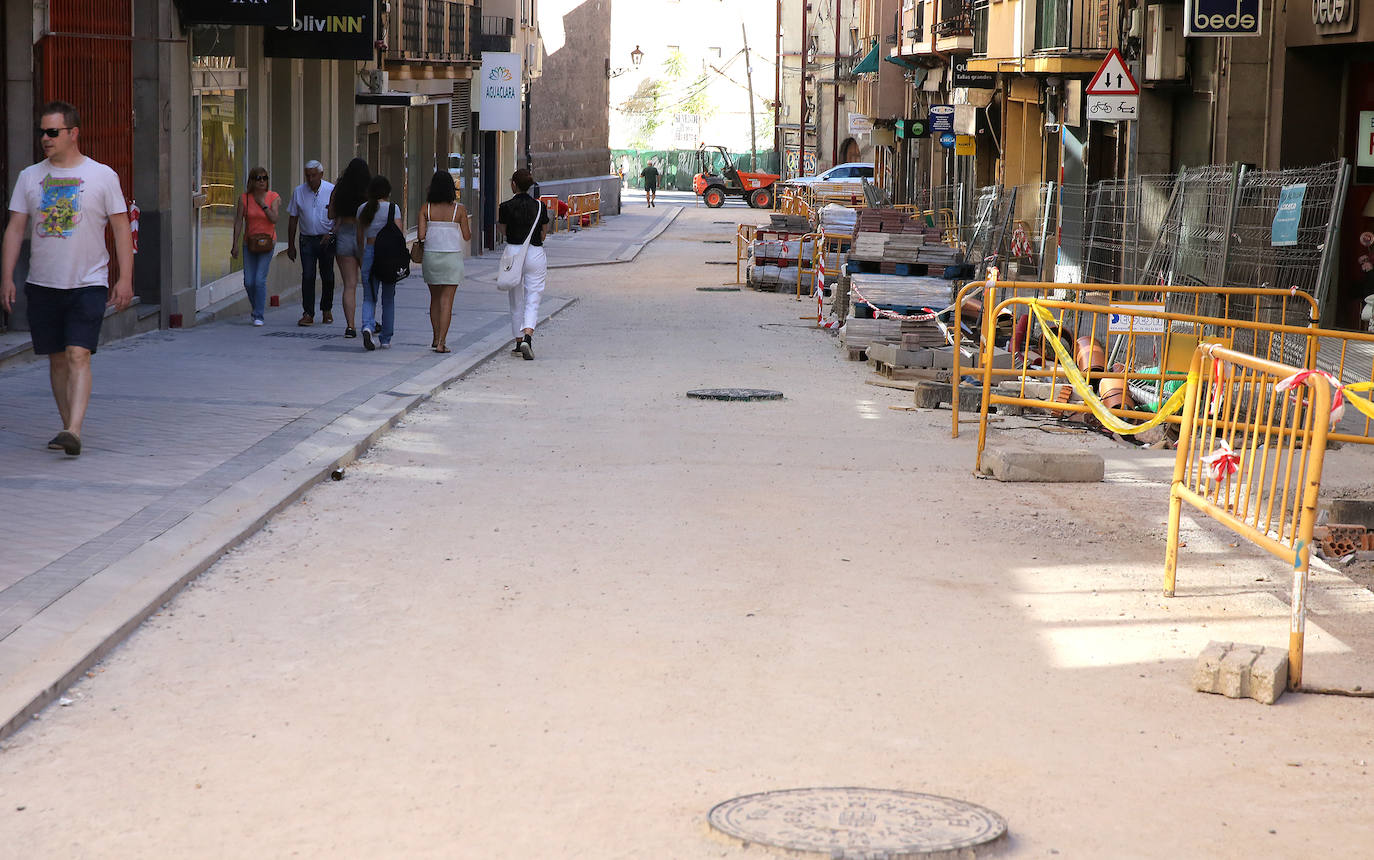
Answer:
[{"left": 1084, "top": 48, "right": 1139, "bottom": 97}]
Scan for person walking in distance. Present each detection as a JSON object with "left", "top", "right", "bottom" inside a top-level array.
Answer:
[
  {"left": 497, "top": 169, "right": 550, "bottom": 360},
  {"left": 417, "top": 170, "right": 471, "bottom": 353},
  {"left": 285, "top": 160, "right": 335, "bottom": 326},
  {"left": 0, "top": 101, "right": 133, "bottom": 456},
  {"left": 329, "top": 157, "right": 370, "bottom": 338},
  {"left": 355, "top": 175, "right": 403, "bottom": 350},
  {"left": 230, "top": 166, "right": 281, "bottom": 325},
  {"left": 640, "top": 161, "right": 660, "bottom": 208}
]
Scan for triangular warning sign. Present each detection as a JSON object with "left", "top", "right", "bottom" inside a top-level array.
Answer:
[{"left": 1085, "top": 49, "right": 1140, "bottom": 96}]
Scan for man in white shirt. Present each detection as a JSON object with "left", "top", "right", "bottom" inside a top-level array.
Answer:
[
  {"left": 0, "top": 100, "right": 133, "bottom": 457},
  {"left": 285, "top": 160, "right": 336, "bottom": 326}
]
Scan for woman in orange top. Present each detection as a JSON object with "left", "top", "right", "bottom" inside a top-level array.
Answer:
[{"left": 231, "top": 166, "right": 281, "bottom": 326}]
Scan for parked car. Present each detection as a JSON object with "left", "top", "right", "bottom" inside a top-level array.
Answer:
[{"left": 785, "top": 162, "right": 874, "bottom": 187}]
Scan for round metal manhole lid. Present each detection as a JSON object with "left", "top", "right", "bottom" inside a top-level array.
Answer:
[
  {"left": 708, "top": 787, "right": 1007, "bottom": 858},
  {"left": 686, "top": 388, "right": 784, "bottom": 401}
]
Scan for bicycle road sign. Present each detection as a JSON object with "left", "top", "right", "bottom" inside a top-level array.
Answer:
[
  {"left": 1085, "top": 49, "right": 1139, "bottom": 122},
  {"left": 1085, "top": 49, "right": 1140, "bottom": 96}
]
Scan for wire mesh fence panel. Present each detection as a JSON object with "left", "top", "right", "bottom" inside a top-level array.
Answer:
[
  {"left": 964, "top": 185, "right": 1013, "bottom": 272},
  {"left": 1005, "top": 183, "right": 1056, "bottom": 280},
  {"left": 1083, "top": 179, "right": 1131, "bottom": 285}
]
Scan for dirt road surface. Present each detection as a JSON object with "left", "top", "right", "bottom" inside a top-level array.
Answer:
[{"left": 2, "top": 206, "right": 1372, "bottom": 858}]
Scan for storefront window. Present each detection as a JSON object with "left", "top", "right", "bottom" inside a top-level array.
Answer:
[{"left": 192, "top": 28, "right": 247, "bottom": 288}]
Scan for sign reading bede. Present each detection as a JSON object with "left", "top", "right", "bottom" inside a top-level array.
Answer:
[
  {"left": 1185, "top": 0, "right": 1262, "bottom": 36},
  {"left": 478, "top": 53, "right": 523, "bottom": 132}
]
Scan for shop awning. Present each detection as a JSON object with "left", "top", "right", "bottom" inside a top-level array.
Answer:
[
  {"left": 964, "top": 56, "right": 1103, "bottom": 75},
  {"left": 356, "top": 92, "right": 435, "bottom": 108},
  {"left": 853, "top": 41, "right": 881, "bottom": 75},
  {"left": 884, "top": 55, "right": 921, "bottom": 70}
]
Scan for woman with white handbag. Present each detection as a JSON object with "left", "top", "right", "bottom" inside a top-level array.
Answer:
[{"left": 496, "top": 169, "right": 550, "bottom": 360}]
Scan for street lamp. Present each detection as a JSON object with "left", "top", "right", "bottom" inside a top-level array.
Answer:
[{"left": 607, "top": 46, "right": 645, "bottom": 78}]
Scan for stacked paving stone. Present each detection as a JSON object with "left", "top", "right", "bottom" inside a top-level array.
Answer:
[
  {"left": 1193, "top": 641, "right": 1288, "bottom": 705},
  {"left": 769, "top": 213, "right": 812, "bottom": 231}
]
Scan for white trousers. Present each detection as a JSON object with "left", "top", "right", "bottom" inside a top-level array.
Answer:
[{"left": 509, "top": 245, "right": 547, "bottom": 337}]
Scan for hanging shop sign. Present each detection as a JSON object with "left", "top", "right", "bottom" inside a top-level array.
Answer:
[
  {"left": 1359, "top": 112, "right": 1374, "bottom": 169},
  {"left": 1271, "top": 184, "right": 1307, "bottom": 248},
  {"left": 939, "top": 131, "right": 956, "bottom": 149},
  {"left": 1185, "top": 0, "right": 1262, "bottom": 36},
  {"left": 478, "top": 53, "right": 523, "bottom": 132},
  {"left": 848, "top": 113, "right": 874, "bottom": 135},
  {"left": 928, "top": 105, "right": 955, "bottom": 134},
  {"left": 951, "top": 59, "right": 995, "bottom": 89},
  {"left": 264, "top": 0, "right": 372, "bottom": 61},
  {"left": 895, "top": 118, "right": 929, "bottom": 139},
  {"left": 175, "top": 0, "right": 295, "bottom": 27}
]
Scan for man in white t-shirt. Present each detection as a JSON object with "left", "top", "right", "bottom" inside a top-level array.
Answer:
[
  {"left": 1, "top": 100, "right": 133, "bottom": 457},
  {"left": 285, "top": 160, "right": 336, "bottom": 327}
]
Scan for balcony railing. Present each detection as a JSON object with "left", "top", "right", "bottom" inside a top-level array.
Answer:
[
  {"left": 935, "top": 0, "right": 974, "bottom": 37},
  {"left": 479, "top": 15, "right": 514, "bottom": 53},
  {"left": 386, "top": 0, "right": 477, "bottom": 63},
  {"left": 1035, "top": 0, "right": 1113, "bottom": 52}
]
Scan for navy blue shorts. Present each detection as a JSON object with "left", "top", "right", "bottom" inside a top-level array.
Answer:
[{"left": 25, "top": 284, "right": 107, "bottom": 355}]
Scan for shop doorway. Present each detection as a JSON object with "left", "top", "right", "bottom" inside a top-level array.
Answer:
[{"left": 1340, "top": 60, "right": 1374, "bottom": 330}]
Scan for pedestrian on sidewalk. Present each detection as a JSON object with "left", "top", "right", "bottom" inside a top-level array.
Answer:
[
  {"left": 640, "top": 161, "right": 660, "bottom": 208},
  {"left": 0, "top": 100, "right": 133, "bottom": 457},
  {"left": 356, "top": 175, "right": 403, "bottom": 351},
  {"left": 230, "top": 166, "right": 280, "bottom": 326},
  {"left": 329, "top": 157, "right": 370, "bottom": 338},
  {"left": 497, "top": 169, "right": 550, "bottom": 360},
  {"left": 418, "top": 170, "right": 472, "bottom": 353},
  {"left": 285, "top": 160, "right": 336, "bottom": 327}
]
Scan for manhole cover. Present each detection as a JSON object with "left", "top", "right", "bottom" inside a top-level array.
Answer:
[
  {"left": 697, "top": 286, "right": 741, "bottom": 292},
  {"left": 687, "top": 388, "right": 783, "bottom": 401},
  {"left": 708, "top": 787, "right": 1006, "bottom": 858}
]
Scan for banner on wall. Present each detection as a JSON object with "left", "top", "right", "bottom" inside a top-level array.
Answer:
[
  {"left": 264, "top": 0, "right": 373, "bottom": 60},
  {"left": 478, "top": 53, "right": 523, "bottom": 132}
]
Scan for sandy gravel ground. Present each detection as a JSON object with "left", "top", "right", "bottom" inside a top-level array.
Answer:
[{"left": 2, "top": 206, "right": 1373, "bottom": 859}]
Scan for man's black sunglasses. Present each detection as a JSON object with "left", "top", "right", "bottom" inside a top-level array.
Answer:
[{"left": 37, "top": 127, "right": 72, "bottom": 138}]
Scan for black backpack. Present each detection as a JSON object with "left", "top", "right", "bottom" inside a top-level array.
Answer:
[{"left": 370, "top": 203, "right": 410, "bottom": 284}]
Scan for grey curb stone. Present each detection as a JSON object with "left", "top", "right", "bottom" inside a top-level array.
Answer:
[{"left": 980, "top": 445, "right": 1105, "bottom": 482}]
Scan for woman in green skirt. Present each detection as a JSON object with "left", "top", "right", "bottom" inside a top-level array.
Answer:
[{"left": 418, "top": 170, "right": 472, "bottom": 352}]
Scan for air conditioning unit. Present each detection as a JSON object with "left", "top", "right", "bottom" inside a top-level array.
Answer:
[{"left": 1145, "top": 5, "right": 1186, "bottom": 82}]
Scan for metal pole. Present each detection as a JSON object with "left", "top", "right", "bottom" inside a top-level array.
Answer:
[
  {"left": 800, "top": 0, "right": 808, "bottom": 179},
  {"left": 775, "top": 0, "right": 782, "bottom": 167},
  {"left": 833, "top": 0, "right": 842, "bottom": 168},
  {"left": 743, "top": 22, "right": 758, "bottom": 172}
]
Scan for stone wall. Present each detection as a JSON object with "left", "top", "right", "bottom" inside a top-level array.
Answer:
[{"left": 528, "top": 0, "right": 611, "bottom": 182}]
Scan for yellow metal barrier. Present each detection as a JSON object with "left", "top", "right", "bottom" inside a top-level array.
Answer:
[
  {"left": 949, "top": 281, "right": 1325, "bottom": 438},
  {"left": 971, "top": 297, "right": 1374, "bottom": 469},
  {"left": 1165, "top": 344, "right": 1333, "bottom": 689}
]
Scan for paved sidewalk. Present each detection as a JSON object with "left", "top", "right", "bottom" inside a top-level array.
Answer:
[{"left": 0, "top": 204, "right": 680, "bottom": 739}]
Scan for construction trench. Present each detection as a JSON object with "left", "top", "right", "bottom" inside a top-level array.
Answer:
[{"left": 743, "top": 181, "right": 1374, "bottom": 705}]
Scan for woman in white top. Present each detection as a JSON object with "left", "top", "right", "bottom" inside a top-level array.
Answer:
[{"left": 417, "top": 171, "right": 472, "bottom": 353}]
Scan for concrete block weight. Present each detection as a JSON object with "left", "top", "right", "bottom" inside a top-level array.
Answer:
[
  {"left": 1193, "top": 641, "right": 1288, "bottom": 705},
  {"left": 979, "top": 445, "right": 1104, "bottom": 483}
]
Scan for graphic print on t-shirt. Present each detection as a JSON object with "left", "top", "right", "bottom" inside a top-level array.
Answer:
[{"left": 38, "top": 174, "right": 82, "bottom": 238}]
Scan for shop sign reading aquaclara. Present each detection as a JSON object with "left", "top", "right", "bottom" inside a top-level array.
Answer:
[
  {"left": 175, "top": 0, "right": 295, "bottom": 27},
  {"left": 478, "top": 53, "right": 523, "bottom": 132},
  {"left": 264, "top": 0, "right": 372, "bottom": 61}
]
